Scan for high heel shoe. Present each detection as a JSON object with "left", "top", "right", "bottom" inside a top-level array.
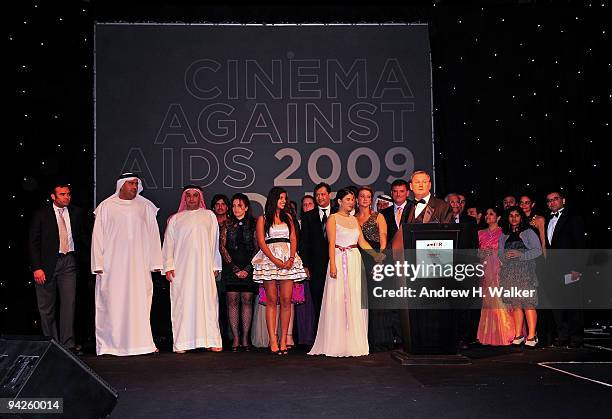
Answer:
[
  {"left": 286, "top": 335, "right": 294, "bottom": 350},
  {"left": 524, "top": 335, "right": 538, "bottom": 348},
  {"left": 270, "top": 341, "right": 281, "bottom": 355},
  {"left": 279, "top": 344, "right": 288, "bottom": 355}
]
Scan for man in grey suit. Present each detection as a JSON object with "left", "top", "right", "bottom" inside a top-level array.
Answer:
[{"left": 29, "top": 182, "right": 88, "bottom": 354}]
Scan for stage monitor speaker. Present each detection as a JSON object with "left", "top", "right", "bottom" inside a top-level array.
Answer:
[{"left": 0, "top": 335, "right": 118, "bottom": 418}]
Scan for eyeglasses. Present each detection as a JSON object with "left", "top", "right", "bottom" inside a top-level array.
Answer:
[
  {"left": 546, "top": 197, "right": 561, "bottom": 203},
  {"left": 519, "top": 201, "right": 532, "bottom": 205},
  {"left": 411, "top": 181, "right": 429, "bottom": 185}
]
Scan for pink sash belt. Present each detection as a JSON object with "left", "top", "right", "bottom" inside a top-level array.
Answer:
[{"left": 335, "top": 244, "right": 358, "bottom": 330}]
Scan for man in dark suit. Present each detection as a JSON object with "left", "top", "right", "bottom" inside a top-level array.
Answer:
[
  {"left": 446, "top": 193, "right": 480, "bottom": 348},
  {"left": 405, "top": 171, "right": 452, "bottom": 225},
  {"left": 380, "top": 179, "right": 410, "bottom": 244},
  {"left": 392, "top": 171, "right": 454, "bottom": 353},
  {"left": 29, "top": 182, "right": 88, "bottom": 354},
  {"left": 544, "top": 191, "right": 586, "bottom": 348},
  {"left": 391, "top": 170, "right": 453, "bottom": 248},
  {"left": 446, "top": 193, "right": 479, "bottom": 249},
  {"left": 299, "top": 182, "right": 336, "bottom": 324},
  {"left": 374, "top": 179, "right": 410, "bottom": 350}
]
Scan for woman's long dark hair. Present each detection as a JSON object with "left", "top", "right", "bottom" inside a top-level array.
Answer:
[
  {"left": 229, "top": 193, "right": 254, "bottom": 227},
  {"left": 502, "top": 205, "right": 530, "bottom": 235},
  {"left": 286, "top": 199, "right": 300, "bottom": 242},
  {"left": 335, "top": 187, "right": 356, "bottom": 209},
  {"left": 264, "top": 187, "right": 292, "bottom": 236}
]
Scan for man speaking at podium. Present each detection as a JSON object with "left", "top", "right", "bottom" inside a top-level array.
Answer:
[
  {"left": 391, "top": 170, "right": 455, "bottom": 355},
  {"left": 405, "top": 171, "right": 452, "bottom": 225}
]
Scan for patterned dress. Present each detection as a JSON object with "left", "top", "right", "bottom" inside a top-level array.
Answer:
[
  {"left": 499, "top": 232, "right": 539, "bottom": 308},
  {"left": 360, "top": 212, "right": 381, "bottom": 249},
  {"left": 360, "top": 212, "right": 394, "bottom": 352}
]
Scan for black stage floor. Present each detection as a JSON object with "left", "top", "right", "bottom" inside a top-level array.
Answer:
[{"left": 83, "top": 345, "right": 612, "bottom": 419}]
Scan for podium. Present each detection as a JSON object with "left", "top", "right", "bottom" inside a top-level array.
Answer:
[{"left": 397, "top": 223, "right": 461, "bottom": 355}]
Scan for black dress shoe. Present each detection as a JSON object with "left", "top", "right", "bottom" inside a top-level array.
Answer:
[
  {"left": 568, "top": 341, "right": 583, "bottom": 349},
  {"left": 68, "top": 347, "right": 83, "bottom": 356},
  {"left": 457, "top": 340, "right": 469, "bottom": 350},
  {"left": 553, "top": 339, "right": 569, "bottom": 348}
]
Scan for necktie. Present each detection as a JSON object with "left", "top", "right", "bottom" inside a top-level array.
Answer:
[
  {"left": 58, "top": 208, "right": 69, "bottom": 254},
  {"left": 416, "top": 199, "right": 427, "bottom": 204},
  {"left": 321, "top": 208, "right": 328, "bottom": 238},
  {"left": 551, "top": 212, "right": 559, "bottom": 218},
  {"left": 395, "top": 206, "right": 403, "bottom": 226}
]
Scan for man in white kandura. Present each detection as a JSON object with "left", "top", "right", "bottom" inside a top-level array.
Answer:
[
  {"left": 91, "top": 173, "right": 163, "bottom": 356},
  {"left": 162, "top": 185, "right": 223, "bottom": 353}
]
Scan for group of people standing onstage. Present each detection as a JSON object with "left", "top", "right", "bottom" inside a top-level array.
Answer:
[
  {"left": 466, "top": 193, "right": 586, "bottom": 349},
  {"left": 213, "top": 184, "right": 386, "bottom": 357},
  {"left": 29, "top": 170, "right": 586, "bottom": 358}
]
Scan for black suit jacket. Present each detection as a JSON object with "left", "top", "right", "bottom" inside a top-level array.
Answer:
[
  {"left": 299, "top": 207, "right": 336, "bottom": 280},
  {"left": 29, "top": 205, "right": 89, "bottom": 278},
  {"left": 380, "top": 204, "right": 408, "bottom": 243},
  {"left": 452, "top": 213, "right": 479, "bottom": 249},
  {"left": 545, "top": 209, "right": 586, "bottom": 250},
  {"left": 545, "top": 208, "right": 586, "bottom": 274}
]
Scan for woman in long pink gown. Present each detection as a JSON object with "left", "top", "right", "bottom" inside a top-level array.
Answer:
[{"left": 477, "top": 207, "right": 515, "bottom": 346}]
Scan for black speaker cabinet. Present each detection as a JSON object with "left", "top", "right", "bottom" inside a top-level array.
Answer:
[{"left": 0, "top": 336, "right": 118, "bottom": 418}]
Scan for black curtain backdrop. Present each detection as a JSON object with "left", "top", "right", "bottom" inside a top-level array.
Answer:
[{"left": 5, "top": 1, "right": 610, "bottom": 338}]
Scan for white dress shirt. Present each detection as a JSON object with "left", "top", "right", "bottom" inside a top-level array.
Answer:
[
  {"left": 547, "top": 207, "right": 564, "bottom": 245},
  {"left": 318, "top": 205, "right": 331, "bottom": 222},
  {"left": 394, "top": 201, "right": 408, "bottom": 227},
  {"left": 414, "top": 193, "right": 431, "bottom": 218}
]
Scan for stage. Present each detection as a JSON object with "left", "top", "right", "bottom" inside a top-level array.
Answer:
[
  {"left": 6, "top": 3, "right": 611, "bottom": 418},
  {"left": 83, "top": 345, "right": 612, "bottom": 418}
]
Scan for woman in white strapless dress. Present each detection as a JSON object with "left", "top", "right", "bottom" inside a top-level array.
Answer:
[
  {"left": 309, "top": 188, "right": 379, "bottom": 357},
  {"left": 252, "top": 187, "right": 306, "bottom": 354}
]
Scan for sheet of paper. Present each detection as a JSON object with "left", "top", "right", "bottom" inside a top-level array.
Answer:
[
  {"left": 415, "top": 239, "right": 453, "bottom": 279},
  {"left": 564, "top": 273, "right": 580, "bottom": 285}
]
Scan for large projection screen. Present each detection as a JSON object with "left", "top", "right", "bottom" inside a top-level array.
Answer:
[{"left": 95, "top": 23, "right": 433, "bottom": 221}]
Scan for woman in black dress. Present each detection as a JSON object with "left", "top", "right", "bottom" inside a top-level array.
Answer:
[
  {"left": 355, "top": 186, "right": 391, "bottom": 352},
  {"left": 219, "top": 193, "right": 258, "bottom": 351}
]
